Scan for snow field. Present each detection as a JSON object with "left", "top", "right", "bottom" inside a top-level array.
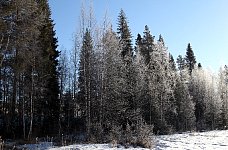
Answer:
[
  {"left": 155, "top": 130, "right": 228, "bottom": 150},
  {"left": 17, "top": 130, "right": 228, "bottom": 150}
]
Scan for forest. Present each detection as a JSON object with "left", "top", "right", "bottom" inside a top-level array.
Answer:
[{"left": 0, "top": 0, "right": 228, "bottom": 148}]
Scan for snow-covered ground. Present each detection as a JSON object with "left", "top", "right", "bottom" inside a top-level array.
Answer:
[
  {"left": 49, "top": 144, "right": 148, "bottom": 150},
  {"left": 155, "top": 130, "right": 228, "bottom": 150},
  {"left": 18, "top": 130, "right": 228, "bottom": 150}
]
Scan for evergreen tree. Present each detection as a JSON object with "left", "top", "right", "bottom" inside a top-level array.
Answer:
[
  {"left": 0, "top": 0, "right": 61, "bottom": 139},
  {"left": 0, "top": 0, "right": 46, "bottom": 139},
  {"left": 135, "top": 34, "right": 143, "bottom": 49},
  {"left": 2, "top": 0, "right": 227, "bottom": 142},
  {"left": 185, "top": 43, "right": 196, "bottom": 75},
  {"left": 169, "top": 53, "right": 176, "bottom": 71},
  {"left": 117, "top": 9, "right": 133, "bottom": 58},
  {"left": 140, "top": 25, "right": 154, "bottom": 65},
  {"left": 116, "top": 9, "right": 140, "bottom": 138},
  {"left": 175, "top": 66, "right": 195, "bottom": 132},
  {"left": 176, "top": 55, "right": 186, "bottom": 72},
  {"left": 136, "top": 26, "right": 176, "bottom": 134},
  {"left": 156, "top": 35, "right": 176, "bottom": 134},
  {"left": 36, "top": 0, "right": 60, "bottom": 136},
  {"left": 102, "top": 27, "right": 126, "bottom": 137},
  {"left": 78, "top": 29, "right": 97, "bottom": 139},
  {"left": 198, "top": 63, "right": 202, "bottom": 68}
]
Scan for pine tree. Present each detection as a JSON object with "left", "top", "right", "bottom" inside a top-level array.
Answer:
[{"left": 185, "top": 43, "right": 196, "bottom": 75}]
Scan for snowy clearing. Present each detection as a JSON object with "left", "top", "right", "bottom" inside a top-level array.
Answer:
[
  {"left": 155, "top": 130, "right": 228, "bottom": 150},
  {"left": 18, "top": 130, "right": 228, "bottom": 150}
]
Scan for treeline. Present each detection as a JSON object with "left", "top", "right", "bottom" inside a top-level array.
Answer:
[
  {"left": 60, "top": 4, "right": 228, "bottom": 139},
  {"left": 58, "top": 4, "right": 228, "bottom": 143},
  {"left": 1, "top": 0, "right": 228, "bottom": 146}
]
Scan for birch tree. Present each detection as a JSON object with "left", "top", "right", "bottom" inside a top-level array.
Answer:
[{"left": 218, "top": 66, "right": 228, "bottom": 129}]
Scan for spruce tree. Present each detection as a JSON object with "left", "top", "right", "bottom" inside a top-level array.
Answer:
[
  {"left": 116, "top": 9, "right": 139, "bottom": 137},
  {"left": 156, "top": 35, "right": 176, "bottom": 133},
  {"left": 78, "top": 28, "right": 97, "bottom": 139},
  {"left": 36, "top": 0, "right": 60, "bottom": 135},
  {"left": 169, "top": 53, "right": 176, "bottom": 71},
  {"left": 176, "top": 55, "right": 186, "bottom": 72},
  {"left": 117, "top": 9, "right": 133, "bottom": 58},
  {"left": 141, "top": 25, "right": 154, "bottom": 65},
  {"left": 102, "top": 28, "right": 126, "bottom": 139},
  {"left": 139, "top": 26, "right": 156, "bottom": 126},
  {"left": 198, "top": 63, "right": 202, "bottom": 69},
  {"left": 185, "top": 43, "right": 196, "bottom": 75},
  {"left": 174, "top": 76, "right": 195, "bottom": 131}
]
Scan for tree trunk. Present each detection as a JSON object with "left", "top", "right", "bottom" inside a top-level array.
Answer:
[
  {"left": 87, "top": 59, "right": 91, "bottom": 139},
  {"left": 28, "top": 63, "right": 35, "bottom": 140}
]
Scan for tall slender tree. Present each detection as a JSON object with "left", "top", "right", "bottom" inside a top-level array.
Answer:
[
  {"left": 218, "top": 66, "right": 228, "bottom": 129},
  {"left": 36, "top": 0, "right": 60, "bottom": 136},
  {"left": 185, "top": 43, "right": 196, "bottom": 75},
  {"left": 169, "top": 53, "right": 176, "bottom": 71},
  {"left": 117, "top": 9, "right": 133, "bottom": 58},
  {"left": 78, "top": 28, "right": 97, "bottom": 139},
  {"left": 175, "top": 61, "right": 195, "bottom": 131},
  {"left": 116, "top": 9, "right": 140, "bottom": 139}
]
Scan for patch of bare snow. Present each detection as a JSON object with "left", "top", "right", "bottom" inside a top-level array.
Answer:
[
  {"left": 155, "top": 130, "right": 228, "bottom": 150},
  {"left": 19, "top": 130, "right": 228, "bottom": 150},
  {"left": 49, "top": 143, "right": 148, "bottom": 150}
]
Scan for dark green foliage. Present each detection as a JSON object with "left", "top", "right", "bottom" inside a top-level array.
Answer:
[
  {"left": 140, "top": 25, "right": 154, "bottom": 65},
  {"left": 0, "top": 0, "right": 60, "bottom": 139},
  {"left": 176, "top": 55, "right": 186, "bottom": 71},
  {"left": 36, "top": 0, "right": 60, "bottom": 136},
  {"left": 169, "top": 53, "right": 176, "bottom": 71},
  {"left": 135, "top": 34, "right": 143, "bottom": 48},
  {"left": 117, "top": 9, "right": 133, "bottom": 58},
  {"left": 117, "top": 9, "right": 138, "bottom": 121},
  {"left": 185, "top": 43, "right": 196, "bottom": 75},
  {"left": 198, "top": 63, "right": 202, "bottom": 68}
]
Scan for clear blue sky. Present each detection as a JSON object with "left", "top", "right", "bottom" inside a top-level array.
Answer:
[{"left": 48, "top": 0, "right": 228, "bottom": 71}]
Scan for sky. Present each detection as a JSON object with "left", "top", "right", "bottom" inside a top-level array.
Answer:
[{"left": 48, "top": 0, "right": 228, "bottom": 72}]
